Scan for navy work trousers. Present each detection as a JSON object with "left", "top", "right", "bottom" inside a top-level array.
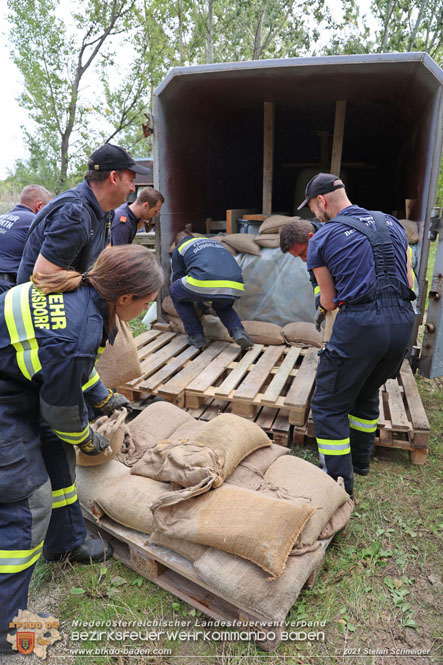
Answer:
[
  {"left": 312, "top": 296, "right": 415, "bottom": 495},
  {"left": 169, "top": 279, "right": 242, "bottom": 337}
]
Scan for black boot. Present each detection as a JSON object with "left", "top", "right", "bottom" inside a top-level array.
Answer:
[
  {"left": 186, "top": 334, "right": 207, "bottom": 349},
  {"left": 353, "top": 465, "right": 369, "bottom": 476},
  {"left": 230, "top": 327, "right": 254, "bottom": 350},
  {"left": 43, "top": 537, "right": 112, "bottom": 564}
]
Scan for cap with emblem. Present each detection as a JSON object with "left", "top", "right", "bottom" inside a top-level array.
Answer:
[
  {"left": 297, "top": 173, "right": 344, "bottom": 210},
  {"left": 88, "top": 144, "right": 151, "bottom": 175}
]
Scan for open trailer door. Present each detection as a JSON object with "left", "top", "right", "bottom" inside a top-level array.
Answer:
[{"left": 420, "top": 210, "right": 443, "bottom": 378}]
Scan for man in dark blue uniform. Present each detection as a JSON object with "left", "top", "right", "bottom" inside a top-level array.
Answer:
[
  {"left": 0, "top": 185, "right": 52, "bottom": 293},
  {"left": 299, "top": 173, "right": 415, "bottom": 498},
  {"left": 111, "top": 187, "right": 164, "bottom": 245},
  {"left": 170, "top": 233, "right": 254, "bottom": 350},
  {"left": 17, "top": 144, "right": 151, "bottom": 283}
]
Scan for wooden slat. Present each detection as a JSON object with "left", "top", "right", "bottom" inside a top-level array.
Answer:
[
  {"left": 186, "top": 344, "right": 242, "bottom": 393},
  {"left": 284, "top": 348, "right": 318, "bottom": 423},
  {"left": 158, "top": 342, "right": 229, "bottom": 397},
  {"left": 399, "top": 360, "right": 430, "bottom": 432},
  {"left": 214, "top": 345, "right": 263, "bottom": 398},
  {"left": 331, "top": 99, "right": 346, "bottom": 176},
  {"left": 262, "top": 346, "right": 301, "bottom": 404},
  {"left": 139, "top": 331, "right": 176, "bottom": 361},
  {"left": 226, "top": 208, "right": 256, "bottom": 235},
  {"left": 385, "top": 378, "right": 411, "bottom": 431},
  {"left": 138, "top": 335, "right": 190, "bottom": 378},
  {"left": 378, "top": 390, "right": 386, "bottom": 427},
  {"left": 234, "top": 346, "right": 284, "bottom": 401},
  {"left": 133, "top": 329, "right": 161, "bottom": 349},
  {"left": 273, "top": 410, "right": 291, "bottom": 434},
  {"left": 140, "top": 346, "right": 200, "bottom": 391},
  {"left": 255, "top": 406, "right": 278, "bottom": 430}
]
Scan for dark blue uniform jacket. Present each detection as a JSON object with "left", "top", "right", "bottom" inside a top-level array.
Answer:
[
  {"left": 0, "top": 205, "right": 35, "bottom": 277},
  {"left": 111, "top": 203, "right": 138, "bottom": 245}
]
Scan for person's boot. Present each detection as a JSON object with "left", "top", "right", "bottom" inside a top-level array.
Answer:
[
  {"left": 353, "top": 465, "right": 369, "bottom": 476},
  {"left": 230, "top": 327, "right": 254, "bottom": 350},
  {"left": 186, "top": 333, "right": 207, "bottom": 349},
  {"left": 43, "top": 537, "right": 112, "bottom": 564}
]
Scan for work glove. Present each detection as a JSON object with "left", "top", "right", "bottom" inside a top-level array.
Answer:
[
  {"left": 314, "top": 305, "right": 327, "bottom": 332},
  {"left": 95, "top": 389, "right": 133, "bottom": 416},
  {"left": 78, "top": 429, "right": 111, "bottom": 456}
]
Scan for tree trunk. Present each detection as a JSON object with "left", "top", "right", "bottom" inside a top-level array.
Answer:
[
  {"left": 408, "top": 0, "right": 428, "bottom": 50},
  {"left": 379, "top": 0, "right": 396, "bottom": 51},
  {"left": 206, "top": 0, "right": 213, "bottom": 63}
]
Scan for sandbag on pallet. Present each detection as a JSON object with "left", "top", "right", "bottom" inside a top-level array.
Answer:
[
  {"left": 283, "top": 322, "right": 323, "bottom": 348},
  {"left": 96, "top": 316, "right": 141, "bottom": 388},
  {"left": 243, "top": 321, "right": 285, "bottom": 345},
  {"left": 227, "top": 443, "right": 289, "bottom": 490},
  {"left": 131, "top": 414, "right": 271, "bottom": 499},
  {"left": 117, "top": 401, "right": 197, "bottom": 466},
  {"left": 260, "top": 456, "right": 351, "bottom": 547},
  {"left": 194, "top": 545, "right": 324, "bottom": 621},
  {"left": 77, "top": 459, "right": 129, "bottom": 510},
  {"left": 148, "top": 532, "right": 208, "bottom": 562},
  {"left": 93, "top": 474, "right": 171, "bottom": 533},
  {"left": 76, "top": 408, "right": 128, "bottom": 467},
  {"left": 151, "top": 484, "right": 316, "bottom": 579}
]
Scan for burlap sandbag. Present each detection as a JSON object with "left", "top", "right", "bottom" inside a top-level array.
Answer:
[
  {"left": 243, "top": 321, "right": 285, "bottom": 345},
  {"left": 227, "top": 443, "right": 289, "bottom": 490},
  {"left": 283, "top": 322, "right": 323, "bottom": 348},
  {"left": 76, "top": 459, "right": 129, "bottom": 510},
  {"left": 258, "top": 215, "right": 303, "bottom": 236},
  {"left": 201, "top": 315, "right": 233, "bottom": 342},
  {"left": 254, "top": 233, "right": 280, "bottom": 248},
  {"left": 152, "top": 484, "right": 316, "bottom": 579},
  {"left": 117, "top": 401, "right": 197, "bottom": 466},
  {"left": 194, "top": 545, "right": 324, "bottom": 620},
  {"left": 132, "top": 413, "right": 271, "bottom": 504},
  {"left": 162, "top": 296, "right": 179, "bottom": 317},
  {"left": 221, "top": 234, "right": 260, "bottom": 256},
  {"left": 76, "top": 408, "right": 128, "bottom": 467},
  {"left": 261, "top": 456, "right": 350, "bottom": 546},
  {"left": 318, "top": 497, "right": 354, "bottom": 540},
  {"left": 93, "top": 474, "right": 171, "bottom": 534},
  {"left": 213, "top": 236, "right": 238, "bottom": 256},
  {"left": 148, "top": 532, "right": 207, "bottom": 563},
  {"left": 96, "top": 316, "right": 141, "bottom": 388},
  {"left": 168, "top": 315, "right": 186, "bottom": 334},
  {"left": 398, "top": 219, "right": 419, "bottom": 244}
]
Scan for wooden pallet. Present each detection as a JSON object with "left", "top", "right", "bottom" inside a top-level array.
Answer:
[
  {"left": 122, "top": 330, "right": 317, "bottom": 428},
  {"left": 292, "top": 359, "right": 430, "bottom": 464},
  {"left": 83, "top": 507, "right": 326, "bottom": 652}
]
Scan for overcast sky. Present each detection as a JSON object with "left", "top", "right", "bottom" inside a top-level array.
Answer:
[{"left": 0, "top": 0, "right": 377, "bottom": 181}]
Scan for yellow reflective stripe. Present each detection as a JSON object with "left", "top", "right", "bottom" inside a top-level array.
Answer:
[
  {"left": 0, "top": 541, "right": 43, "bottom": 573},
  {"left": 95, "top": 346, "right": 105, "bottom": 365},
  {"left": 314, "top": 285, "right": 320, "bottom": 295},
  {"left": 348, "top": 413, "right": 378, "bottom": 433},
  {"left": 408, "top": 246, "right": 416, "bottom": 291},
  {"left": 317, "top": 437, "right": 350, "bottom": 455},
  {"left": 4, "top": 284, "right": 41, "bottom": 380},
  {"left": 52, "top": 483, "right": 78, "bottom": 509},
  {"left": 178, "top": 237, "right": 200, "bottom": 254},
  {"left": 185, "top": 276, "right": 244, "bottom": 290},
  {"left": 82, "top": 368, "right": 100, "bottom": 392},
  {"left": 53, "top": 423, "right": 90, "bottom": 445}
]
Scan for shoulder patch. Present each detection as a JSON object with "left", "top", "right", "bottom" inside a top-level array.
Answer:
[{"left": 119, "top": 216, "right": 127, "bottom": 223}]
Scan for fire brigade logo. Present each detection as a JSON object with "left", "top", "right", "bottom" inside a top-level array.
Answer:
[
  {"left": 7, "top": 609, "right": 61, "bottom": 659},
  {"left": 16, "top": 632, "right": 35, "bottom": 654}
]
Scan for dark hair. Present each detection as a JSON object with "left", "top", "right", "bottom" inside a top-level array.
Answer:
[
  {"left": 280, "top": 220, "right": 316, "bottom": 253},
  {"left": 31, "top": 245, "right": 164, "bottom": 328},
  {"left": 137, "top": 187, "right": 164, "bottom": 207}
]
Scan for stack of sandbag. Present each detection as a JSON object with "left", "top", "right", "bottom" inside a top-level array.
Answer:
[
  {"left": 253, "top": 214, "right": 305, "bottom": 249},
  {"left": 214, "top": 233, "right": 261, "bottom": 256},
  {"left": 96, "top": 316, "right": 142, "bottom": 388},
  {"left": 282, "top": 321, "right": 323, "bottom": 347}
]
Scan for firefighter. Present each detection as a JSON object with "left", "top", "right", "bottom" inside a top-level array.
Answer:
[
  {"left": 169, "top": 232, "right": 254, "bottom": 350},
  {"left": 298, "top": 173, "right": 415, "bottom": 498},
  {"left": 111, "top": 187, "right": 164, "bottom": 245},
  {"left": 0, "top": 244, "right": 163, "bottom": 653},
  {"left": 0, "top": 185, "right": 52, "bottom": 294}
]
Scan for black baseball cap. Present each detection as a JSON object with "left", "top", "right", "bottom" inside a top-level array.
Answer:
[
  {"left": 88, "top": 144, "right": 151, "bottom": 175},
  {"left": 297, "top": 173, "right": 344, "bottom": 210}
]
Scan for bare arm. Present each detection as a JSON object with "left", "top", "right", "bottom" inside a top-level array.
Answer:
[
  {"left": 33, "top": 253, "right": 64, "bottom": 275},
  {"left": 312, "top": 266, "right": 337, "bottom": 311}
]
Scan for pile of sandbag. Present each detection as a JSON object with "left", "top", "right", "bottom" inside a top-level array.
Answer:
[
  {"left": 77, "top": 401, "right": 353, "bottom": 621},
  {"left": 162, "top": 295, "right": 322, "bottom": 347}
]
